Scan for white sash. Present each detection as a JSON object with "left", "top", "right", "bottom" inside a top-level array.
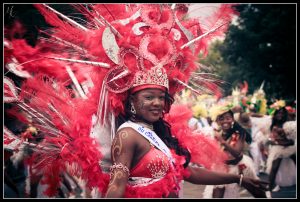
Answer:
[
  {"left": 118, "top": 121, "right": 181, "bottom": 190},
  {"left": 118, "top": 121, "right": 173, "bottom": 162}
]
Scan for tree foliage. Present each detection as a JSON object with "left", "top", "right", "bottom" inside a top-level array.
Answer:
[{"left": 202, "top": 4, "right": 296, "bottom": 103}]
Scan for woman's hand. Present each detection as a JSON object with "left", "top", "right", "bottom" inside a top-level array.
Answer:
[
  {"left": 241, "top": 176, "right": 269, "bottom": 198},
  {"left": 214, "top": 135, "right": 226, "bottom": 145}
]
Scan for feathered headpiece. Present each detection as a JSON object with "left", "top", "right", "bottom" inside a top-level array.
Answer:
[
  {"left": 268, "top": 99, "right": 286, "bottom": 115},
  {"left": 4, "top": 3, "right": 237, "bottom": 197},
  {"left": 209, "top": 101, "right": 234, "bottom": 121}
]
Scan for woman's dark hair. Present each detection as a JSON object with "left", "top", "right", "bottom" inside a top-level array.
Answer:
[
  {"left": 270, "top": 107, "right": 288, "bottom": 130},
  {"left": 116, "top": 90, "right": 191, "bottom": 168},
  {"left": 218, "top": 110, "right": 252, "bottom": 144},
  {"left": 153, "top": 118, "right": 191, "bottom": 167}
]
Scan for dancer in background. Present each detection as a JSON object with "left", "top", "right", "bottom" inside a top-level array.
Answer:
[{"left": 203, "top": 103, "right": 265, "bottom": 198}]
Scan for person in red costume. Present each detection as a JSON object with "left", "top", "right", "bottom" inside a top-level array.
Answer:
[{"left": 4, "top": 4, "right": 269, "bottom": 198}]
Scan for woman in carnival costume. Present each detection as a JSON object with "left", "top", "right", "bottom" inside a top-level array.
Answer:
[
  {"left": 247, "top": 82, "right": 272, "bottom": 175},
  {"left": 4, "top": 4, "right": 268, "bottom": 198},
  {"left": 203, "top": 102, "right": 265, "bottom": 198},
  {"left": 266, "top": 104, "right": 296, "bottom": 194}
]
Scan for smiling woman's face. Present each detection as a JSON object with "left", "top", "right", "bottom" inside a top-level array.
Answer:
[
  {"left": 131, "top": 88, "right": 166, "bottom": 123},
  {"left": 216, "top": 111, "right": 234, "bottom": 131}
]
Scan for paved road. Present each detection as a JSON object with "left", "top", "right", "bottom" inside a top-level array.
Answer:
[{"left": 182, "top": 172, "right": 296, "bottom": 198}]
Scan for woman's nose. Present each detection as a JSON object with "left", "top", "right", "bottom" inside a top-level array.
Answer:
[{"left": 152, "top": 97, "right": 163, "bottom": 105}]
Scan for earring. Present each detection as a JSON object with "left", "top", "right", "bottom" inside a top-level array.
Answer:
[
  {"left": 231, "top": 122, "right": 234, "bottom": 129},
  {"left": 130, "top": 103, "right": 136, "bottom": 114}
]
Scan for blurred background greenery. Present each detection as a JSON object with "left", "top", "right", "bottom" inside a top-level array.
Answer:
[{"left": 199, "top": 4, "right": 296, "bottom": 105}]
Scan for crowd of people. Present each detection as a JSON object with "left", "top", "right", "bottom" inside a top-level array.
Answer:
[
  {"left": 180, "top": 84, "right": 296, "bottom": 198},
  {"left": 4, "top": 4, "right": 295, "bottom": 198}
]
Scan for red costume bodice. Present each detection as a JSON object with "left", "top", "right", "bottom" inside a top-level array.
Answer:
[{"left": 130, "top": 145, "right": 170, "bottom": 179}]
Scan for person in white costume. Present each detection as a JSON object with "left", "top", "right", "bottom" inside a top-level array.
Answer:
[
  {"left": 203, "top": 104, "right": 266, "bottom": 198},
  {"left": 266, "top": 120, "right": 296, "bottom": 192},
  {"left": 249, "top": 115, "right": 272, "bottom": 175}
]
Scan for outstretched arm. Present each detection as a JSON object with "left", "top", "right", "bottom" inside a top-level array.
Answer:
[
  {"left": 185, "top": 165, "right": 239, "bottom": 185},
  {"left": 274, "top": 138, "right": 294, "bottom": 146},
  {"left": 185, "top": 166, "right": 268, "bottom": 198}
]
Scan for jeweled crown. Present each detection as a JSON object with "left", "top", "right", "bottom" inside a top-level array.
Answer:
[{"left": 132, "top": 65, "right": 169, "bottom": 90}]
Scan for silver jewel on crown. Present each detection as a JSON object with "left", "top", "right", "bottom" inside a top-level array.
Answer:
[{"left": 132, "top": 65, "right": 169, "bottom": 90}]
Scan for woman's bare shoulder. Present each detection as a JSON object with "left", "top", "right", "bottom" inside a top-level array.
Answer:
[
  {"left": 117, "top": 126, "right": 139, "bottom": 135},
  {"left": 114, "top": 127, "right": 141, "bottom": 144}
]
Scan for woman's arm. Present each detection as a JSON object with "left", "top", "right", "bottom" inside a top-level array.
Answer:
[
  {"left": 273, "top": 138, "right": 294, "bottom": 146},
  {"left": 185, "top": 166, "right": 268, "bottom": 197},
  {"left": 105, "top": 129, "right": 136, "bottom": 198},
  {"left": 185, "top": 165, "right": 239, "bottom": 185}
]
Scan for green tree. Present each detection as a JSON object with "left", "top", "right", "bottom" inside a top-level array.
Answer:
[
  {"left": 216, "top": 4, "right": 296, "bottom": 103},
  {"left": 198, "top": 40, "right": 233, "bottom": 95}
]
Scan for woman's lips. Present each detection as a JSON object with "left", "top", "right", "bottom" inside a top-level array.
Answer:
[
  {"left": 150, "top": 109, "right": 161, "bottom": 115},
  {"left": 222, "top": 123, "right": 230, "bottom": 128}
]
